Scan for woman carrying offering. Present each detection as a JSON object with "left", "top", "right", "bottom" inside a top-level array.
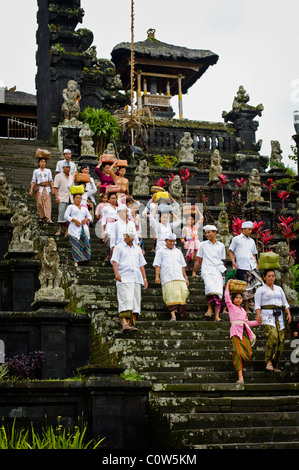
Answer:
[
  {"left": 225, "top": 279, "right": 259, "bottom": 384},
  {"left": 64, "top": 188, "right": 92, "bottom": 267},
  {"left": 29, "top": 157, "right": 54, "bottom": 223},
  {"left": 254, "top": 269, "right": 292, "bottom": 373}
]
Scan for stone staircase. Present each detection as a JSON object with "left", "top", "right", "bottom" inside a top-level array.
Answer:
[{"left": 1, "top": 138, "right": 299, "bottom": 449}]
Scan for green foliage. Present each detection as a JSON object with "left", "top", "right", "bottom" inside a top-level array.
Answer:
[
  {"left": 151, "top": 154, "right": 178, "bottom": 168},
  {"left": 275, "top": 178, "right": 296, "bottom": 191},
  {"left": 0, "top": 364, "right": 8, "bottom": 381},
  {"left": 290, "top": 264, "right": 299, "bottom": 303},
  {"left": 80, "top": 107, "right": 120, "bottom": 154},
  {"left": 0, "top": 418, "right": 105, "bottom": 449},
  {"left": 120, "top": 369, "right": 143, "bottom": 381}
]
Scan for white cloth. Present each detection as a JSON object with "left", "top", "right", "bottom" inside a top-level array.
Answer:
[
  {"left": 149, "top": 215, "right": 181, "bottom": 251},
  {"left": 85, "top": 177, "right": 97, "bottom": 204},
  {"left": 111, "top": 241, "right": 146, "bottom": 286},
  {"left": 197, "top": 239, "right": 226, "bottom": 298},
  {"left": 116, "top": 282, "right": 141, "bottom": 314},
  {"left": 153, "top": 246, "right": 186, "bottom": 285},
  {"left": 31, "top": 168, "right": 53, "bottom": 195},
  {"left": 197, "top": 240, "right": 226, "bottom": 273},
  {"left": 55, "top": 159, "right": 77, "bottom": 175},
  {"left": 109, "top": 219, "right": 138, "bottom": 248},
  {"left": 254, "top": 284, "right": 289, "bottom": 330},
  {"left": 101, "top": 205, "right": 119, "bottom": 237},
  {"left": 64, "top": 204, "right": 92, "bottom": 240},
  {"left": 229, "top": 234, "right": 257, "bottom": 270}
]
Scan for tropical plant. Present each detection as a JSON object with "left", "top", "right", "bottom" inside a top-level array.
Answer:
[
  {"left": 0, "top": 418, "right": 105, "bottom": 449},
  {"left": 5, "top": 351, "right": 44, "bottom": 380},
  {"left": 278, "top": 215, "right": 296, "bottom": 252},
  {"left": 80, "top": 107, "right": 121, "bottom": 154},
  {"left": 277, "top": 190, "right": 290, "bottom": 209},
  {"left": 0, "top": 364, "right": 8, "bottom": 381},
  {"left": 217, "top": 174, "right": 228, "bottom": 204},
  {"left": 263, "top": 178, "right": 278, "bottom": 210},
  {"left": 152, "top": 154, "right": 178, "bottom": 168},
  {"left": 232, "top": 218, "right": 246, "bottom": 236}
]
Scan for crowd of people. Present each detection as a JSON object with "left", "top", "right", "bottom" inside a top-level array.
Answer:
[{"left": 29, "top": 150, "right": 293, "bottom": 383}]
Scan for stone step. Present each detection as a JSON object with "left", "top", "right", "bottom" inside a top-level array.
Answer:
[
  {"left": 193, "top": 442, "right": 299, "bottom": 449},
  {"left": 140, "top": 370, "right": 299, "bottom": 384},
  {"left": 168, "top": 410, "right": 299, "bottom": 430},
  {"left": 150, "top": 393, "right": 299, "bottom": 413},
  {"left": 172, "top": 425, "right": 299, "bottom": 447}
]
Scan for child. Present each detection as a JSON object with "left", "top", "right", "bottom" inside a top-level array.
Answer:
[
  {"left": 181, "top": 207, "right": 204, "bottom": 276},
  {"left": 95, "top": 193, "right": 109, "bottom": 222},
  {"left": 225, "top": 279, "right": 259, "bottom": 384}
]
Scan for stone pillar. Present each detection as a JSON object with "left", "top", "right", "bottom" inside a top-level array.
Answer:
[{"left": 292, "top": 134, "right": 299, "bottom": 175}]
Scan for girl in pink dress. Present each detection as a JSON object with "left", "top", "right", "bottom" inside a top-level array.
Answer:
[{"left": 225, "top": 279, "right": 259, "bottom": 384}]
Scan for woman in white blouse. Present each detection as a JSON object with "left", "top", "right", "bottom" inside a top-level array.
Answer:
[
  {"left": 64, "top": 191, "right": 92, "bottom": 267},
  {"left": 254, "top": 269, "right": 292, "bottom": 372},
  {"left": 29, "top": 158, "right": 53, "bottom": 223}
]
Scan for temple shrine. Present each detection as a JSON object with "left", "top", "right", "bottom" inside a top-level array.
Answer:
[{"left": 111, "top": 28, "right": 219, "bottom": 119}]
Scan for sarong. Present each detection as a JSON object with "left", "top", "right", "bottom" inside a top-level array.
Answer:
[
  {"left": 236, "top": 268, "right": 263, "bottom": 300},
  {"left": 162, "top": 280, "right": 189, "bottom": 316},
  {"left": 69, "top": 229, "right": 91, "bottom": 263},
  {"left": 35, "top": 187, "right": 51, "bottom": 220},
  {"left": 117, "top": 282, "right": 141, "bottom": 321},
  {"left": 206, "top": 294, "right": 223, "bottom": 313},
  {"left": 231, "top": 330, "right": 252, "bottom": 371},
  {"left": 262, "top": 317, "right": 285, "bottom": 368}
]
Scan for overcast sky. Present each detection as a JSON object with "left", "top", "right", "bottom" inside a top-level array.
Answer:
[{"left": 1, "top": 0, "right": 298, "bottom": 171}]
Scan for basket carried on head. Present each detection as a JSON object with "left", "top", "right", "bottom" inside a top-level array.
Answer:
[
  {"left": 73, "top": 171, "right": 91, "bottom": 184},
  {"left": 100, "top": 154, "right": 115, "bottom": 164},
  {"left": 35, "top": 148, "right": 51, "bottom": 160},
  {"left": 229, "top": 280, "right": 247, "bottom": 293},
  {"left": 258, "top": 251, "right": 280, "bottom": 270}
]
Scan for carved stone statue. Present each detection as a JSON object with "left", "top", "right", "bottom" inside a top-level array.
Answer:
[
  {"left": 275, "top": 241, "right": 297, "bottom": 305},
  {"left": 270, "top": 140, "right": 283, "bottom": 168},
  {"left": 178, "top": 132, "right": 194, "bottom": 163},
  {"left": 132, "top": 160, "right": 150, "bottom": 196},
  {"left": 232, "top": 85, "right": 250, "bottom": 110},
  {"left": 169, "top": 175, "right": 183, "bottom": 203},
  {"left": 0, "top": 172, "right": 9, "bottom": 214},
  {"left": 8, "top": 203, "right": 34, "bottom": 252},
  {"left": 216, "top": 210, "right": 233, "bottom": 256},
  {"left": 247, "top": 168, "right": 264, "bottom": 203},
  {"left": 61, "top": 80, "right": 81, "bottom": 121},
  {"left": 34, "top": 238, "right": 65, "bottom": 303},
  {"left": 209, "top": 149, "right": 223, "bottom": 182},
  {"left": 104, "top": 142, "right": 116, "bottom": 157},
  {"left": 79, "top": 123, "right": 95, "bottom": 156}
]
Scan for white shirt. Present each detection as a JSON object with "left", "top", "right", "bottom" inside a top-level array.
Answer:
[
  {"left": 32, "top": 168, "right": 53, "bottom": 195},
  {"left": 111, "top": 241, "right": 146, "bottom": 285},
  {"left": 254, "top": 284, "right": 289, "bottom": 329},
  {"left": 85, "top": 177, "right": 97, "bottom": 204},
  {"left": 53, "top": 172, "right": 73, "bottom": 203},
  {"left": 229, "top": 234, "right": 257, "bottom": 270},
  {"left": 197, "top": 239, "right": 226, "bottom": 273},
  {"left": 149, "top": 215, "right": 181, "bottom": 251},
  {"left": 109, "top": 219, "right": 138, "bottom": 248},
  {"left": 64, "top": 204, "right": 92, "bottom": 240},
  {"left": 153, "top": 246, "right": 186, "bottom": 285},
  {"left": 101, "top": 205, "right": 119, "bottom": 236},
  {"left": 55, "top": 160, "right": 77, "bottom": 175}
]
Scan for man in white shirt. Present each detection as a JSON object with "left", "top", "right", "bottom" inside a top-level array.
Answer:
[
  {"left": 110, "top": 205, "right": 139, "bottom": 252},
  {"left": 55, "top": 149, "right": 77, "bottom": 175},
  {"left": 229, "top": 221, "right": 263, "bottom": 312},
  {"left": 153, "top": 234, "right": 189, "bottom": 321},
  {"left": 111, "top": 225, "right": 148, "bottom": 331},
  {"left": 53, "top": 162, "right": 73, "bottom": 236},
  {"left": 197, "top": 225, "right": 226, "bottom": 322}
]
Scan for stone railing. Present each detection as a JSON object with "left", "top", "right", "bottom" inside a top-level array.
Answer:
[{"left": 120, "top": 118, "right": 237, "bottom": 155}]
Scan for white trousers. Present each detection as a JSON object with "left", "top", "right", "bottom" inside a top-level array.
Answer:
[{"left": 117, "top": 282, "right": 141, "bottom": 314}]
